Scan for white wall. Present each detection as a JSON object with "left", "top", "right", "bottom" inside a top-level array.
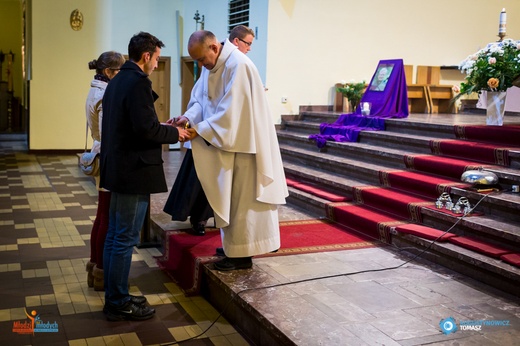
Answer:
[
  {"left": 26, "top": 0, "right": 520, "bottom": 149},
  {"left": 29, "top": 0, "right": 183, "bottom": 150},
  {"left": 265, "top": 0, "right": 520, "bottom": 121},
  {"left": 30, "top": 0, "right": 108, "bottom": 149},
  {"left": 179, "top": 0, "right": 269, "bottom": 83}
]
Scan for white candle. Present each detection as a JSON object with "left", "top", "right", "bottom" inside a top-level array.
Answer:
[{"left": 499, "top": 8, "right": 507, "bottom": 34}]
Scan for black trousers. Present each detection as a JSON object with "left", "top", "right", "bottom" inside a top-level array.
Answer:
[{"left": 163, "top": 149, "right": 213, "bottom": 225}]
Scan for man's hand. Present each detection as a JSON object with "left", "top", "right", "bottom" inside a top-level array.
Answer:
[{"left": 177, "top": 127, "right": 189, "bottom": 142}]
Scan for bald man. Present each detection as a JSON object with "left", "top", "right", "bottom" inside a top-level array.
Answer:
[{"left": 174, "top": 30, "right": 287, "bottom": 271}]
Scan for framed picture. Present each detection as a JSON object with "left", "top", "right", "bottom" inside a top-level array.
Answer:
[{"left": 369, "top": 63, "right": 395, "bottom": 91}]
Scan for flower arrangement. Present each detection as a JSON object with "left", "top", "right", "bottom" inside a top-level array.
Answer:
[
  {"left": 336, "top": 80, "right": 366, "bottom": 111},
  {"left": 456, "top": 39, "right": 520, "bottom": 98}
]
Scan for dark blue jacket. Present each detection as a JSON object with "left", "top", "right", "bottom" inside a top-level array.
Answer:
[{"left": 100, "top": 61, "right": 179, "bottom": 194}]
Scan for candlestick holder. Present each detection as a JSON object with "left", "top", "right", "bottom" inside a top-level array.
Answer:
[
  {"left": 497, "top": 32, "right": 506, "bottom": 42},
  {"left": 194, "top": 10, "right": 205, "bottom": 30}
]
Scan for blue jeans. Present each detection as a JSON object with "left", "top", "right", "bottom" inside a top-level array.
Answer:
[{"left": 103, "top": 192, "right": 149, "bottom": 307}]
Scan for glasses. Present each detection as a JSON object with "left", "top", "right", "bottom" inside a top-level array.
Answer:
[{"left": 238, "top": 38, "right": 252, "bottom": 47}]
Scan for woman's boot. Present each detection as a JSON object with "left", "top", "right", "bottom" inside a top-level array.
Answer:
[
  {"left": 86, "top": 261, "right": 95, "bottom": 287},
  {"left": 93, "top": 265, "right": 104, "bottom": 291}
]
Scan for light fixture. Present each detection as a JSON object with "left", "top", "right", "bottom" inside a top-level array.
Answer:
[{"left": 70, "top": 9, "right": 83, "bottom": 31}]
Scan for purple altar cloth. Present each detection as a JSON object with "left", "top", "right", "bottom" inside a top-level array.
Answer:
[
  {"left": 309, "top": 114, "right": 385, "bottom": 148},
  {"left": 309, "top": 59, "right": 408, "bottom": 148}
]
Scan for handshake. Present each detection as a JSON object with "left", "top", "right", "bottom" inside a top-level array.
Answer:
[{"left": 163, "top": 115, "right": 197, "bottom": 142}]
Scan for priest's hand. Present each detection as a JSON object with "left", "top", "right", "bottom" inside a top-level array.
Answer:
[
  {"left": 186, "top": 128, "right": 198, "bottom": 141},
  {"left": 170, "top": 116, "right": 189, "bottom": 128}
]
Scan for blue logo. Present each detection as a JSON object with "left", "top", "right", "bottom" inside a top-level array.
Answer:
[{"left": 439, "top": 317, "right": 458, "bottom": 335}]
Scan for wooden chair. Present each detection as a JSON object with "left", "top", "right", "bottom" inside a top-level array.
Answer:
[
  {"left": 416, "top": 65, "right": 455, "bottom": 113},
  {"left": 405, "top": 65, "right": 431, "bottom": 113},
  {"left": 334, "top": 83, "right": 344, "bottom": 112}
]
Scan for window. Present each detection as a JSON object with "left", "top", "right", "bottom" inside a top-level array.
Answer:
[{"left": 228, "top": 0, "right": 250, "bottom": 32}]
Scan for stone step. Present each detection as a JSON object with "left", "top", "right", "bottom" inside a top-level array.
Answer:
[
  {"left": 282, "top": 157, "right": 520, "bottom": 246},
  {"left": 278, "top": 130, "right": 416, "bottom": 168},
  {"left": 279, "top": 125, "right": 520, "bottom": 184},
  {"left": 298, "top": 111, "right": 459, "bottom": 138},
  {"left": 280, "top": 140, "right": 520, "bottom": 197},
  {"left": 392, "top": 233, "right": 520, "bottom": 297},
  {"left": 420, "top": 206, "right": 520, "bottom": 250},
  {"left": 281, "top": 143, "right": 384, "bottom": 185},
  {"left": 279, "top": 109, "right": 520, "bottom": 296},
  {"left": 284, "top": 161, "right": 520, "bottom": 296}
]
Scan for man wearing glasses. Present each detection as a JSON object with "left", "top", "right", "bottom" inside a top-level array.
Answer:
[{"left": 229, "top": 25, "right": 254, "bottom": 54}]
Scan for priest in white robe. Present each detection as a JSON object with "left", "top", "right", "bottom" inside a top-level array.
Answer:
[{"left": 176, "top": 30, "right": 288, "bottom": 271}]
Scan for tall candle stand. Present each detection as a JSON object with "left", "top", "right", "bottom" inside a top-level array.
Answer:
[{"left": 497, "top": 8, "right": 506, "bottom": 42}]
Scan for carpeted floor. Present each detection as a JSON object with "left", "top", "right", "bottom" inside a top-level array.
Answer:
[{"left": 158, "top": 219, "right": 376, "bottom": 295}]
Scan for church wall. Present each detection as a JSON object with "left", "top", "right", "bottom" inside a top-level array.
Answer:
[
  {"left": 265, "top": 0, "right": 520, "bottom": 121},
  {"left": 25, "top": 0, "right": 520, "bottom": 149},
  {"left": 28, "top": 0, "right": 267, "bottom": 149},
  {"left": 30, "top": 0, "right": 108, "bottom": 150},
  {"left": 29, "top": 0, "right": 184, "bottom": 150}
]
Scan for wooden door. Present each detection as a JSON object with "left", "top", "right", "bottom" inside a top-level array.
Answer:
[
  {"left": 148, "top": 57, "right": 171, "bottom": 150},
  {"left": 181, "top": 56, "right": 201, "bottom": 114}
]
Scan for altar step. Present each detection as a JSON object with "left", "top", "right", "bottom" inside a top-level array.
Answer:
[{"left": 277, "top": 110, "right": 520, "bottom": 296}]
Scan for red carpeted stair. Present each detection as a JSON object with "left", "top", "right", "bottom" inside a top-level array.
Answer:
[
  {"left": 283, "top": 122, "right": 520, "bottom": 277},
  {"left": 326, "top": 202, "right": 408, "bottom": 243},
  {"left": 379, "top": 170, "right": 470, "bottom": 199},
  {"left": 395, "top": 224, "right": 457, "bottom": 242},
  {"left": 352, "top": 186, "right": 430, "bottom": 222},
  {"left": 501, "top": 253, "right": 520, "bottom": 267},
  {"left": 430, "top": 139, "right": 514, "bottom": 166},
  {"left": 157, "top": 219, "right": 375, "bottom": 295},
  {"left": 448, "top": 236, "right": 512, "bottom": 258},
  {"left": 454, "top": 124, "right": 520, "bottom": 146},
  {"left": 403, "top": 154, "right": 491, "bottom": 179},
  {"left": 287, "top": 178, "right": 350, "bottom": 202}
]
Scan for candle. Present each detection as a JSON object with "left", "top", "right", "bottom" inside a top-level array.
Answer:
[{"left": 499, "top": 8, "right": 507, "bottom": 34}]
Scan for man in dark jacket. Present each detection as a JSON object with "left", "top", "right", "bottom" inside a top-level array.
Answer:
[{"left": 100, "top": 32, "right": 188, "bottom": 321}]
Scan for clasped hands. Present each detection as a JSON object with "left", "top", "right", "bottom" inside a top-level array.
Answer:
[{"left": 164, "top": 115, "right": 198, "bottom": 142}]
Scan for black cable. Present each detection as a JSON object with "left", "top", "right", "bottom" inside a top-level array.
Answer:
[{"left": 163, "top": 190, "right": 501, "bottom": 345}]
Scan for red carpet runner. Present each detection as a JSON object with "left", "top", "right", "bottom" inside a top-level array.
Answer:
[
  {"left": 430, "top": 139, "right": 513, "bottom": 166},
  {"left": 453, "top": 124, "right": 520, "bottom": 146},
  {"left": 157, "top": 219, "right": 376, "bottom": 295}
]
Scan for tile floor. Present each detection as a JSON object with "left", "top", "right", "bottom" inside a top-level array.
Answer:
[{"left": 0, "top": 140, "right": 249, "bottom": 346}]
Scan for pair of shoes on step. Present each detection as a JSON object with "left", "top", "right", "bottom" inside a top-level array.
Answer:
[
  {"left": 215, "top": 247, "right": 279, "bottom": 257},
  {"left": 213, "top": 256, "right": 253, "bottom": 271},
  {"left": 103, "top": 295, "right": 153, "bottom": 321},
  {"left": 187, "top": 222, "right": 206, "bottom": 236}
]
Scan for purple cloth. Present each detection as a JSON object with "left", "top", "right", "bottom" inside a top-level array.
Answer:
[
  {"left": 309, "top": 114, "right": 386, "bottom": 148},
  {"left": 309, "top": 59, "right": 408, "bottom": 148},
  {"left": 361, "top": 59, "right": 409, "bottom": 118}
]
